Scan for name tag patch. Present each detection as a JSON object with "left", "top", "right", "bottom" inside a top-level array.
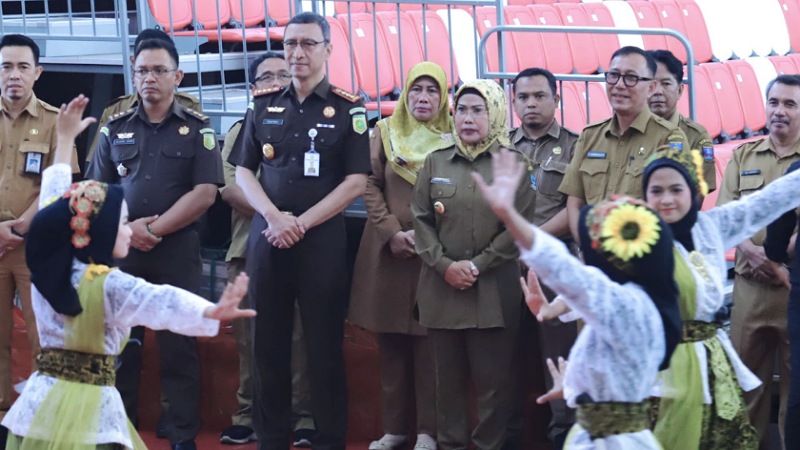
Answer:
[
  {"left": 587, "top": 151, "right": 606, "bottom": 159},
  {"left": 740, "top": 169, "right": 761, "bottom": 176},
  {"left": 262, "top": 118, "right": 284, "bottom": 126},
  {"left": 113, "top": 138, "right": 135, "bottom": 145},
  {"left": 669, "top": 141, "right": 683, "bottom": 150},
  {"left": 430, "top": 177, "right": 452, "bottom": 184}
]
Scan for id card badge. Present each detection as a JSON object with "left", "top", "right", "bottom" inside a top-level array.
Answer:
[
  {"left": 304, "top": 149, "right": 320, "bottom": 177},
  {"left": 24, "top": 152, "right": 43, "bottom": 175},
  {"left": 304, "top": 128, "right": 320, "bottom": 177}
]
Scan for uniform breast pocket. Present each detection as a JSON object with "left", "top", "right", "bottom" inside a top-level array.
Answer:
[
  {"left": 160, "top": 145, "right": 195, "bottom": 176},
  {"left": 578, "top": 159, "right": 609, "bottom": 204},
  {"left": 18, "top": 142, "right": 50, "bottom": 176},
  {"left": 256, "top": 117, "right": 286, "bottom": 144},
  {"left": 739, "top": 175, "right": 764, "bottom": 194},
  {"left": 536, "top": 160, "right": 569, "bottom": 197},
  {"left": 431, "top": 182, "right": 457, "bottom": 199},
  {"left": 622, "top": 162, "right": 645, "bottom": 197},
  {"left": 111, "top": 144, "right": 140, "bottom": 174}
]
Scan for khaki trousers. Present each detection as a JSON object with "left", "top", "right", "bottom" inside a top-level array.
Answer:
[
  {"left": 731, "top": 275, "right": 791, "bottom": 450},
  {"left": 0, "top": 245, "right": 39, "bottom": 420},
  {"left": 376, "top": 332, "right": 436, "bottom": 436},
  {"left": 228, "top": 258, "right": 314, "bottom": 431}
]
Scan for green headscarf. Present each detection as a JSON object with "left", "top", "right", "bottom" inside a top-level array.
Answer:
[
  {"left": 377, "top": 62, "right": 454, "bottom": 184},
  {"left": 453, "top": 79, "right": 512, "bottom": 160}
]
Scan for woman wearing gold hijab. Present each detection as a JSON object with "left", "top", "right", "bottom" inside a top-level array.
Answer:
[
  {"left": 349, "top": 62, "right": 453, "bottom": 450},
  {"left": 411, "top": 80, "right": 536, "bottom": 450}
]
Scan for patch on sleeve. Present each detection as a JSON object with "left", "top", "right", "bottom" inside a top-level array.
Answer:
[
  {"left": 200, "top": 128, "right": 217, "bottom": 150},
  {"left": 100, "top": 126, "right": 109, "bottom": 136}
]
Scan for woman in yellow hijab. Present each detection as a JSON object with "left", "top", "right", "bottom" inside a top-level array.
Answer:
[
  {"left": 411, "top": 79, "right": 535, "bottom": 450},
  {"left": 349, "top": 62, "right": 452, "bottom": 450}
]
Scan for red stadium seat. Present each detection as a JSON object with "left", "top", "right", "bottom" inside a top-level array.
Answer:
[
  {"left": 701, "top": 142, "right": 735, "bottom": 212},
  {"left": 376, "top": 12, "right": 425, "bottom": 87},
  {"left": 702, "top": 62, "right": 746, "bottom": 138},
  {"left": 325, "top": 17, "right": 359, "bottom": 94},
  {"left": 528, "top": 5, "right": 574, "bottom": 74},
  {"left": 473, "top": 7, "right": 519, "bottom": 74},
  {"left": 790, "top": 54, "right": 800, "bottom": 73},
  {"left": 554, "top": 3, "right": 600, "bottom": 74},
  {"left": 531, "top": 0, "right": 557, "bottom": 4},
  {"left": 147, "top": 0, "right": 193, "bottom": 31},
  {"left": 692, "top": 65, "right": 723, "bottom": 140},
  {"left": 768, "top": 55, "right": 800, "bottom": 75},
  {"left": 578, "top": 3, "right": 620, "bottom": 71},
  {"left": 172, "top": 0, "right": 235, "bottom": 41},
  {"left": 372, "top": 3, "right": 423, "bottom": 12},
  {"left": 407, "top": 11, "right": 460, "bottom": 87},
  {"left": 334, "top": 2, "right": 368, "bottom": 15},
  {"left": 503, "top": 6, "right": 547, "bottom": 72},
  {"left": 627, "top": 1, "right": 669, "bottom": 52},
  {"left": 558, "top": 81, "right": 588, "bottom": 132},
  {"left": 674, "top": 0, "right": 714, "bottom": 63},
  {"left": 209, "top": 0, "right": 285, "bottom": 43},
  {"left": 724, "top": 59, "right": 767, "bottom": 133},
  {"left": 651, "top": 0, "right": 690, "bottom": 64},
  {"left": 263, "top": 0, "right": 296, "bottom": 26},
  {"left": 338, "top": 14, "right": 397, "bottom": 99},
  {"left": 585, "top": 82, "right": 612, "bottom": 124},
  {"left": 778, "top": 0, "right": 800, "bottom": 52}
]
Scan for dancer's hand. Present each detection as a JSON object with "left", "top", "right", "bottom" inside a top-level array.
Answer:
[
  {"left": 536, "top": 357, "right": 568, "bottom": 404},
  {"left": 204, "top": 272, "right": 256, "bottom": 320},
  {"left": 520, "top": 271, "right": 571, "bottom": 322},
  {"left": 57, "top": 95, "right": 96, "bottom": 142},
  {"left": 472, "top": 148, "right": 526, "bottom": 219}
]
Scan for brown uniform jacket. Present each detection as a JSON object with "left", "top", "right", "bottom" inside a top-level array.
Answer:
[
  {"left": 559, "top": 109, "right": 688, "bottom": 205},
  {"left": 220, "top": 120, "right": 250, "bottom": 262},
  {"left": 87, "top": 92, "right": 201, "bottom": 163},
  {"left": 716, "top": 137, "right": 800, "bottom": 276},
  {"left": 412, "top": 142, "right": 536, "bottom": 329},
  {"left": 510, "top": 120, "right": 578, "bottom": 227},
  {"left": 667, "top": 110, "right": 717, "bottom": 192},
  {"left": 0, "top": 94, "right": 78, "bottom": 222},
  {"left": 349, "top": 126, "right": 448, "bottom": 335}
]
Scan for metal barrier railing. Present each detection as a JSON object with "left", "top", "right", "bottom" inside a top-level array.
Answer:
[{"left": 478, "top": 25, "right": 697, "bottom": 121}]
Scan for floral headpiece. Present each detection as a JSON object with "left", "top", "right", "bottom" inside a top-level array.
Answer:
[
  {"left": 62, "top": 181, "right": 109, "bottom": 249},
  {"left": 646, "top": 147, "right": 709, "bottom": 196},
  {"left": 585, "top": 196, "right": 662, "bottom": 267}
]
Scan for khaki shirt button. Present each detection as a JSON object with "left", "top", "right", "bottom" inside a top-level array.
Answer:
[{"left": 614, "top": 163, "right": 619, "bottom": 168}]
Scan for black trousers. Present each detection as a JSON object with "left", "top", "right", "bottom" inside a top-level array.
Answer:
[
  {"left": 248, "top": 214, "right": 348, "bottom": 450},
  {"left": 114, "top": 229, "right": 202, "bottom": 445},
  {"left": 786, "top": 283, "right": 800, "bottom": 450}
]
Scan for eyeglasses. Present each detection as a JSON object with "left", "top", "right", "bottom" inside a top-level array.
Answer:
[
  {"left": 133, "top": 68, "right": 177, "bottom": 78},
  {"left": 253, "top": 72, "right": 292, "bottom": 84},
  {"left": 282, "top": 40, "right": 328, "bottom": 52},
  {"left": 604, "top": 72, "right": 653, "bottom": 87}
]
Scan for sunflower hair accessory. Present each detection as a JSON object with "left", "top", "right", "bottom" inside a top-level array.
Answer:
[
  {"left": 646, "top": 146, "right": 709, "bottom": 196},
  {"left": 586, "top": 196, "right": 662, "bottom": 265},
  {"left": 62, "top": 181, "right": 109, "bottom": 249}
]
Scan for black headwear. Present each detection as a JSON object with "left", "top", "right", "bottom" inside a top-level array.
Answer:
[
  {"left": 578, "top": 197, "right": 682, "bottom": 370},
  {"left": 643, "top": 148, "right": 708, "bottom": 252},
  {"left": 26, "top": 181, "right": 124, "bottom": 316}
]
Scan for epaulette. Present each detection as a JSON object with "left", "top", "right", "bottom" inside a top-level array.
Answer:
[
  {"left": 184, "top": 107, "right": 209, "bottom": 121},
  {"left": 108, "top": 108, "right": 136, "bottom": 122},
  {"left": 581, "top": 116, "right": 612, "bottom": 131},
  {"left": 38, "top": 99, "right": 61, "bottom": 114},
  {"left": 332, "top": 87, "right": 360, "bottom": 103},
  {"left": 680, "top": 115, "right": 710, "bottom": 134},
  {"left": 561, "top": 126, "right": 580, "bottom": 138},
  {"left": 733, "top": 137, "right": 768, "bottom": 154},
  {"left": 253, "top": 86, "right": 281, "bottom": 97},
  {"left": 227, "top": 119, "right": 244, "bottom": 133}
]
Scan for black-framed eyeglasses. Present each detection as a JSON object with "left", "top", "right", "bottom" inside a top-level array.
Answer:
[
  {"left": 282, "top": 40, "right": 328, "bottom": 52},
  {"left": 253, "top": 72, "right": 292, "bottom": 84},
  {"left": 133, "top": 68, "right": 177, "bottom": 78},
  {"left": 604, "top": 72, "right": 653, "bottom": 87}
]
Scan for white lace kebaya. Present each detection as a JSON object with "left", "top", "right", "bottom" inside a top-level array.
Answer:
[{"left": 1, "top": 163, "right": 220, "bottom": 449}]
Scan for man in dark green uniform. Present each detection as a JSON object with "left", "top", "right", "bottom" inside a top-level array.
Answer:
[
  {"left": 87, "top": 38, "right": 223, "bottom": 450},
  {"left": 85, "top": 28, "right": 201, "bottom": 166},
  {"left": 509, "top": 67, "right": 578, "bottom": 450},
  {"left": 228, "top": 12, "right": 369, "bottom": 450},
  {"left": 647, "top": 49, "right": 716, "bottom": 192}
]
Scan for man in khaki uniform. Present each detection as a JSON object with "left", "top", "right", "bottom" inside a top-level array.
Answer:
[
  {"left": 509, "top": 67, "right": 577, "bottom": 449},
  {"left": 717, "top": 74, "right": 800, "bottom": 450},
  {"left": 647, "top": 49, "right": 716, "bottom": 192},
  {"left": 559, "top": 46, "right": 688, "bottom": 241},
  {"left": 0, "top": 34, "right": 78, "bottom": 434},
  {"left": 219, "top": 51, "right": 315, "bottom": 447},
  {"left": 85, "top": 28, "right": 200, "bottom": 165}
]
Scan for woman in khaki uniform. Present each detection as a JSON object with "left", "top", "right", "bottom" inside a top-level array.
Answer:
[
  {"left": 412, "top": 80, "right": 535, "bottom": 450},
  {"left": 349, "top": 62, "right": 452, "bottom": 450}
]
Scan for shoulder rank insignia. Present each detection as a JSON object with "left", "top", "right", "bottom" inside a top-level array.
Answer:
[
  {"left": 109, "top": 108, "right": 135, "bottom": 121},
  {"left": 267, "top": 106, "right": 286, "bottom": 113},
  {"left": 185, "top": 108, "right": 208, "bottom": 121},
  {"left": 333, "top": 87, "right": 360, "bottom": 103},
  {"left": 254, "top": 86, "right": 281, "bottom": 97},
  {"left": 200, "top": 127, "right": 216, "bottom": 150}
]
